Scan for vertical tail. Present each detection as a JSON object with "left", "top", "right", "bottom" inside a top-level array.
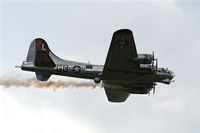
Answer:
[
  {"left": 26, "top": 38, "right": 56, "bottom": 81},
  {"left": 26, "top": 38, "right": 56, "bottom": 67}
]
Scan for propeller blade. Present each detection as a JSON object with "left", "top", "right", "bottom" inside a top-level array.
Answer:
[
  {"left": 151, "top": 60, "right": 154, "bottom": 72},
  {"left": 153, "top": 84, "right": 155, "bottom": 95},
  {"left": 152, "top": 51, "right": 155, "bottom": 72},
  {"left": 156, "top": 59, "right": 158, "bottom": 69},
  {"left": 152, "top": 51, "right": 155, "bottom": 60}
]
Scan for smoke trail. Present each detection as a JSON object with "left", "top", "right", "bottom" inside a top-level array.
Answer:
[{"left": 0, "top": 76, "right": 103, "bottom": 89}]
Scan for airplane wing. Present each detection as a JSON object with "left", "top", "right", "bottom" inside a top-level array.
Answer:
[
  {"left": 102, "top": 29, "right": 140, "bottom": 79},
  {"left": 102, "top": 29, "right": 139, "bottom": 102},
  {"left": 104, "top": 87, "right": 130, "bottom": 102}
]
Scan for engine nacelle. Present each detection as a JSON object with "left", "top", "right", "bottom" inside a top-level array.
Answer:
[
  {"left": 135, "top": 54, "right": 153, "bottom": 64},
  {"left": 94, "top": 77, "right": 101, "bottom": 84}
]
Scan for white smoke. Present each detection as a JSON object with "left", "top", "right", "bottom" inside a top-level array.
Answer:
[{"left": 0, "top": 76, "right": 103, "bottom": 89}]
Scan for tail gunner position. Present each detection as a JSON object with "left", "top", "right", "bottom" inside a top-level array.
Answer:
[{"left": 19, "top": 29, "right": 175, "bottom": 102}]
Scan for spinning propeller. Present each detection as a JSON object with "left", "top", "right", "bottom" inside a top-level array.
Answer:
[
  {"left": 151, "top": 51, "right": 158, "bottom": 94},
  {"left": 151, "top": 51, "right": 158, "bottom": 72}
]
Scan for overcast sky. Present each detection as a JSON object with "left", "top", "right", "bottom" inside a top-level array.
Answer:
[{"left": 1, "top": 0, "right": 200, "bottom": 133}]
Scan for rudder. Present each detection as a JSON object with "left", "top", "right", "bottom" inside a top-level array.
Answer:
[{"left": 26, "top": 38, "right": 56, "bottom": 81}]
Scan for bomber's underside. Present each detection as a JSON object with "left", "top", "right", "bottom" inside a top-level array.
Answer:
[{"left": 103, "top": 80, "right": 154, "bottom": 94}]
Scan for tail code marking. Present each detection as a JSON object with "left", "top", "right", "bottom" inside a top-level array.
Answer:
[{"left": 42, "top": 43, "right": 47, "bottom": 51}]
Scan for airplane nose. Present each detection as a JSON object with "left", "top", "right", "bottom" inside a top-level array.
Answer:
[{"left": 170, "top": 72, "right": 175, "bottom": 79}]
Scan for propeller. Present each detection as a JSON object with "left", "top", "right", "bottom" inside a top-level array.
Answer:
[
  {"left": 152, "top": 51, "right": 155, "bottom": 60},
  {"left": 151, "top": 51, "right": 158, "bottom": 72},
  {"left": 156, "top": 58, "right": 158, "bottom": 71},
  {"left": 151, "top": 51, "right": 158, "bottom": 95},
  {"left": 153, "top": 84, "right": 155, "bottom": 95},
  {"left": 151, "top": 51, "right": 155, "bottom": 72},
  {"left": 152, "top": 83, "right": 157, "bottom": 95}
]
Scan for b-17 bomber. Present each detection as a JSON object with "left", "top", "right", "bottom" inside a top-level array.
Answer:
[{"left": 19, "top": 29, "right": 175, "bottom": 102}]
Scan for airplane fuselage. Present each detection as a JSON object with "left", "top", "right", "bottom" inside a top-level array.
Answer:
[
  {"left": 20, "top": 29, "right": 175, "bottom": 102},
  {"left": 21, "top": 60, "right": 173, "bottom": 86}
]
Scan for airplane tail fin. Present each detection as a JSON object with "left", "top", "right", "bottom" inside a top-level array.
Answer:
[{"left": 26, "top": 38, "right": 56, "bottom": 81}]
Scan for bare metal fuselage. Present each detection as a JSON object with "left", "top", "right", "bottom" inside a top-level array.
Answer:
[{"left": 21, "top": 59, "right": 173, "bottom": 90}]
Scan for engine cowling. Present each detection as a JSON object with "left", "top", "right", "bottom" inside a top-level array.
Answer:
[{"left": 135, "top": 54, "right": 153, "bottom": 64}]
